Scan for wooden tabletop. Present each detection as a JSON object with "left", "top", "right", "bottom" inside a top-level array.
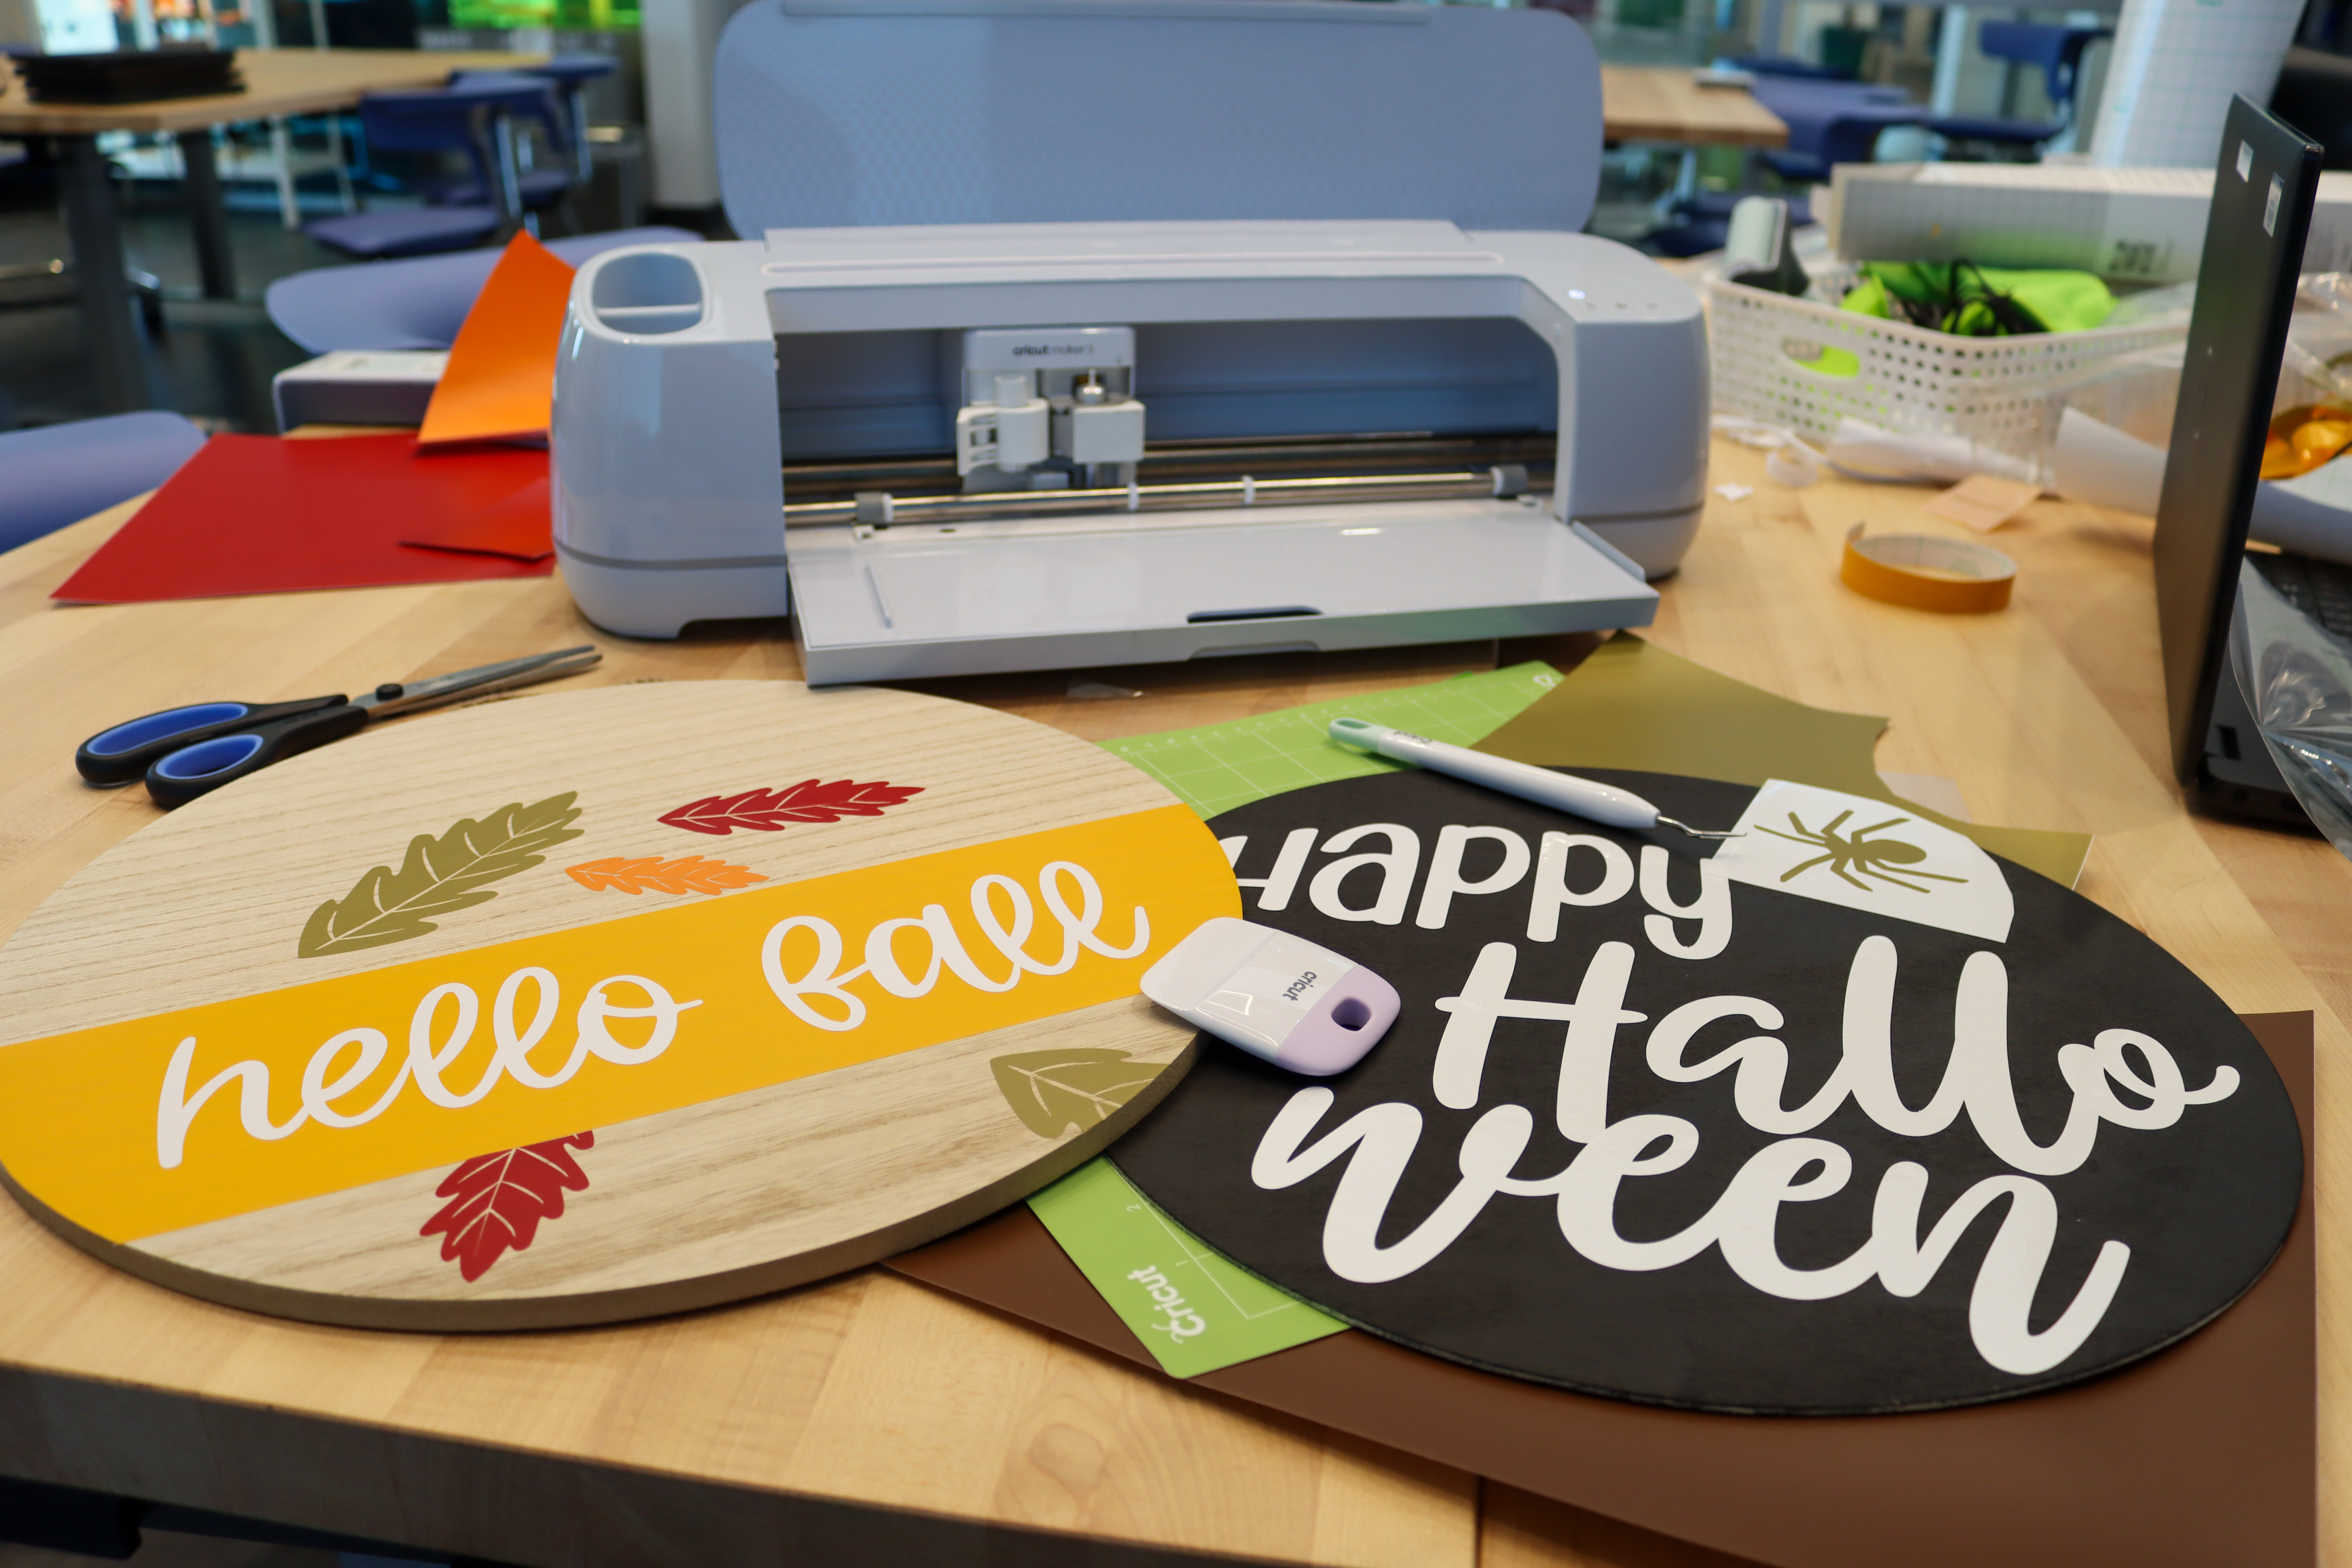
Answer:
[
  {"left": 1600, "top": 65, "right": 1788, "bottom": 148},
  {"left": 0, "top": 439, "right": 2339, "bottom": 1567},
  {"left": 0, "top": 48, "right": 547, "bottom": 136}
]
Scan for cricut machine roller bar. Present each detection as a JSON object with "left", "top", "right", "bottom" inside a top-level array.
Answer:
[{"left": 549, "top": 3, "right": 1704, "bottom": 683}]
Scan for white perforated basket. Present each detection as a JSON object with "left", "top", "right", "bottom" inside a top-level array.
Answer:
[{"left": 1706, "top": 264, "right": 2190, "bottom": 467}]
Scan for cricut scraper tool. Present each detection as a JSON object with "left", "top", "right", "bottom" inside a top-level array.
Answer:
[
  {"left": 1142, "top": 917, "right": 1400, "bottom": 1076},
  {"left": 1328, "top": 717, "right": 1742, "bottom": 839}
]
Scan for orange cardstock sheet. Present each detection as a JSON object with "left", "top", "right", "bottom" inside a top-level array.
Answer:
[{"left": 416, "top": 232, "right": 577, "bottom": 449}]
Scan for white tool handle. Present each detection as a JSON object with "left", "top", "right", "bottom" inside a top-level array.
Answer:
[{"left": 1328, "top": 718, "right": 1661, "bottom": 831}]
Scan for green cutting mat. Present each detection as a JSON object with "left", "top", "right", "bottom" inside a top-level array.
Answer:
[
  {"left": 1038, "top": 658, "right": 1565, "bottom": 1376},
  {"left": 1027, "top": 1159, "right": 1347, "bottom": 1377},
  {"left": 1100, "top": 660, "right": 1564, "bottom": 820}
]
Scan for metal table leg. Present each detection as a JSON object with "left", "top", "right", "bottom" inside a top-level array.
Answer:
[
  {"left": 490, "top": 109, "right": 526, "bottom": 244},
  {"left": 57, "top": 134, "right": 146, "bottom": 413},
  {"left": 175, "top": 128, "right": 238, "bottom": 301}
]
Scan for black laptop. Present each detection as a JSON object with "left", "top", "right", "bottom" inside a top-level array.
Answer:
[{"left": 2156, "top": 94, "right": 2342, "bottom": 827}]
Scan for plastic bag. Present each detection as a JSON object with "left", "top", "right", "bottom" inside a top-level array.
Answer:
[
  {"left": 1710, "top": 414, "right": 1823, "bottom": 486},
  {"left": 1840, "top": 261, "right": 2116, "bottom": 337},
  {"left": 2102, "top": 281, "right": 2198, "bottom": 330},
  {"left": 2231, "top": 561, "right": 2352, "bottom": 859},
  {"left": 2055, "top": 274, "right": 2352, "bottom": 450}
]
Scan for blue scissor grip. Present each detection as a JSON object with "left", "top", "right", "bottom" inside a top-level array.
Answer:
[
  {"left": 85, "top": 703, "right": 251, "bottom": 758},
  {"left": 80, "top": 693, "right": 350, "bottom": 790},
  {"left": 153, "top": 733, "right": 267, "bottom": 781},
  {"left": 142, "top": 701, "right": 368, "bottom": 808}
]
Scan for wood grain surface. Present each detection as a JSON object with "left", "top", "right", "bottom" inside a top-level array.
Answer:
[
  {"left": 0, "top": 436, "right": 2343, "bottom": 1566},
  {"left": 0, "top": 50, "right": 544, "bottom": 137},
  {"left": 0, "top": 680, "right": 1224, "bottom": 1331},
  {"left": 0, "top": 681, "right": 1180, "bottom": 1042},
  {"left": 1599, "top": 66, "right": 1789, "bottom": 149}
]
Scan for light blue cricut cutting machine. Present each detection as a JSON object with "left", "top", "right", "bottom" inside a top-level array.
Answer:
[{"left": 550, "top": 0, "right": 1708, "bottom": 684}]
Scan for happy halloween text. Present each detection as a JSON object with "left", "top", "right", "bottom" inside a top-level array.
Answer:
[{"left": 1220, "top": 822, "right": 2239, "bottom": 1377}]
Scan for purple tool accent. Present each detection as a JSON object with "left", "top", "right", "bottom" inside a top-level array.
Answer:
[{"left": 1276, "top": 968, "right": 1403, "bottom": 1077}]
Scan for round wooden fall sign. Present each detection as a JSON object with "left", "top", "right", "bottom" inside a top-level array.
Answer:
[
  {"left": 1112, "top": 768, "right": 2304, "bottom": 1415},
  {"left": 0, "top": 682, "right": 1237, "bottom": 1329}
]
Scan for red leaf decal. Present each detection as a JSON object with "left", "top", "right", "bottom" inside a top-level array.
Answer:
[
  {"left": 657, "top": 779, "right": 923, "bottom": 836},
  {"left": 419, "top": 1131, "right": 594, "bottom": 1282}
]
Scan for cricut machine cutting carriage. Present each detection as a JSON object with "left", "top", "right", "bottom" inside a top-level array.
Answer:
[{"left": 548, "top": 0, "right": 1709, "bottom": 684}]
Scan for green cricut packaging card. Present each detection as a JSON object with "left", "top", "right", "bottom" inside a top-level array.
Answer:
[{"left": 1027, "top": 1160, "right": 1345, "bottom": 1376}]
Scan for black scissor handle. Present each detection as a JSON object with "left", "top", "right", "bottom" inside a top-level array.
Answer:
[
  {"left": 77, "top": 695, "right": 351, "bottom": 785},
  {"left": 144, "top": 702, "right": 370, "bottom": 809}
]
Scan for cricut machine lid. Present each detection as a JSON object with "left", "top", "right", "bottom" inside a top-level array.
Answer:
[
  {"left": 660, "top": 0, "right": 1677, "bottom": 685},
  {"left": 713, "top": 0, "right": 1603, "bottom": 242}
]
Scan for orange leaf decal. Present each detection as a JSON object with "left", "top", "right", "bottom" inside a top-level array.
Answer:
[
  {"left": 420, "top": 1132, "right": 593, "bottom": 1282},
  {"left": 565, "top": 855, "right": 770, "bottom": 895}
]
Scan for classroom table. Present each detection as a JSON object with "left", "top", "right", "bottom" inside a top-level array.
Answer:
[
  {"left": 0, "top": 48, "right": 540, "bottom": 415},
  {"left": 0, "top": 439, "right": 2343, "bottom": 1566},
  {"left": 1598, "top": 65, "right": 1789, "bottom": 149}
]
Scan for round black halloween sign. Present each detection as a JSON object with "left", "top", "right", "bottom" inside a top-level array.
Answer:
[{"left": 1110, "top": 769, "right": 2303, "bottom": 1415}]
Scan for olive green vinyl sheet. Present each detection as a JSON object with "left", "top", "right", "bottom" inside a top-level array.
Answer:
[{"left": 1475, "top": 634, "right": 2091, "bottom": 887}]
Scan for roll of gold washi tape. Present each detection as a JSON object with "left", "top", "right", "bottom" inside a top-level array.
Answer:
[{"left": 1839, "top": 523, "right": 2016, "bottom": 613}]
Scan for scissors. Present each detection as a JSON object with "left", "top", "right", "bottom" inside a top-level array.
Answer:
[{"left": 77, "top": 645, "right": 603, "bottom": 809}]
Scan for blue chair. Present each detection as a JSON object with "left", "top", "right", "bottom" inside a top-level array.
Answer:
[
  {"left": 1750, "top": 77, "right": 1923, "bottom": 183},
  {"left": 1650, "top": 189, "right": 1815, "bottom": 258},
  {"left": 526, "top": 55, "right": 617, "bottom": 188},
  {"left": 433, "top": 55, "right": 618, "bottom": 216},
  {"left": 0, "top": 412, "right": 206, "bottom": 553},
  {"left": 263, "top": 226, "right": 702, "bottom": 353},
  {"left": 305, "top": 73, "right": 564, "bottom": 260},
  {"left": 1650, "top": 76, "right": 1897, "bottom": 253},
  {"left": 1725, "top": 54, "right": 1854, "bottom": 81},
  {"left": 1925, "top": 22, "right": 2111, "bottom": 155}
]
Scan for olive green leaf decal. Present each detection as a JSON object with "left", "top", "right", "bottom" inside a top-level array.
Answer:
[
  {"left": 299, "top": 792, "right": 585, "bottom": 958},
  {"left": 990, "top": 1048, "right": 1167, "bottom": 1138}
]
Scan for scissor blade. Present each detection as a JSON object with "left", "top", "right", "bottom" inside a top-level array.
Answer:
[{"left": 357, "top": 645, "right": 602, "bottom": 716}]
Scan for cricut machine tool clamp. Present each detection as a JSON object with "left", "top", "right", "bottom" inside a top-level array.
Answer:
[{"left": 549, "top": 1, "right": 1708, "bottom": 684}]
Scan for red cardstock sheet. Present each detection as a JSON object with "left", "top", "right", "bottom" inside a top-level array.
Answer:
[
  {"left": 400, "top": 474, "right": 553, "bottom": 562},
  {"left": 52, "top": 434, "right": 554, "bottom": 605},
  {"left": 889, "top": 1012, "right": 2317, "bottom": 1568}
]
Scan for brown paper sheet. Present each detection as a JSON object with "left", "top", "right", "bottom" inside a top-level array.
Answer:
[{"left": 888, "top": 1011, "right": 2314, "bottom": 1568}]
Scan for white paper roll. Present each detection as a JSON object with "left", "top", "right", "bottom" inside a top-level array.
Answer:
[
  {"left": 2050, "top": 406, "right": 2352, "bottom": 564},
  {"left": 2051, "top": 406, "right": 2166, "bottom": 515},
  {"left": 1823, "top": 418, "right": 2039, "bottom": 485}
]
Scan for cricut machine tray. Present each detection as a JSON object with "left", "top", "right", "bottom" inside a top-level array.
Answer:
[{"left": 552, "top": 219, "right": 1704, "bottom": 684}]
